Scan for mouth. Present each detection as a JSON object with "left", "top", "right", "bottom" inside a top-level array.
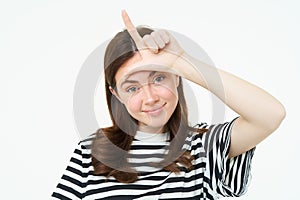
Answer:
[{"left": 143, "top": 103, "right": 166, "bottom": 115}]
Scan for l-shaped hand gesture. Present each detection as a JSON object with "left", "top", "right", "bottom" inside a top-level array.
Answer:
[{"left": 121, "top": 10, "right": 187, "bottom": 75}]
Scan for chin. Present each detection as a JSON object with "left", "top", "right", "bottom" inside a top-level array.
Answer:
[{"left": 142, "top": 121, "right": 169, "bottom": 132}]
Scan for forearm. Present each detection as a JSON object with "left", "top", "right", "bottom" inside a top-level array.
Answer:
[{"left": 174, "top": 53, "right": 286, "bottom": 130}]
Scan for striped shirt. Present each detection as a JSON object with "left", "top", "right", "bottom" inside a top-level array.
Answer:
[{"left": 51, "top": 119, "right": 255, "bottom": 199}]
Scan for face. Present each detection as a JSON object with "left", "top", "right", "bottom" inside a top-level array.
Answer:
[{"left": 111, "top": 53, "right": 179, "bottom": 133}]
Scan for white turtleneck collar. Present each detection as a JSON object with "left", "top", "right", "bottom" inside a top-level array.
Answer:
[{"left": 134, "top": 130, "right": 170, "bottom": 142}]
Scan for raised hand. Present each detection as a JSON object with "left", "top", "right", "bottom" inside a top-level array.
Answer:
[
  {"left": 121, "top": 10, "right": 186, "bottom": 74},
  {"left": 122, "top": 10, "right": 172, "bottom": 54}
]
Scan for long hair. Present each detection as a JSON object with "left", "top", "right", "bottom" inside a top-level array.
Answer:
[{"left": 91, "top": 26, "right": 207, "bottom": 183}]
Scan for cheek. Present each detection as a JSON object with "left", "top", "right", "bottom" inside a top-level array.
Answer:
[
  {"left": 125, "top": 95, "right": 142, "bottom": 114},
  {"left": 158, "top": 85, "right": 178, "bottom": 100}
]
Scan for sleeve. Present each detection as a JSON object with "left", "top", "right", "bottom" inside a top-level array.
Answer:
[
  {"left": 51, "top": 142, "right": 86, "bottom": 200},
  {"left": 202, "top": 118, "right": 256, "bottom": 198}
]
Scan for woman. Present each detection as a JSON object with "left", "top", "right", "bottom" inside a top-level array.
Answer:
[{"left": 52, "top": 11, "right": 285, "bottom": 199}]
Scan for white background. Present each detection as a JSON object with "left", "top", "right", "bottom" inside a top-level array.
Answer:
[{"left": 1, "top": 0, "right": 299, "bottom": 199}]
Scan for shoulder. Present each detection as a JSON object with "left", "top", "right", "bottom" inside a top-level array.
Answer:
[
  {"left": 77, "top": 133, "right": 97, "bottom": 152},
  {"left": 186, "top": 118, "right": 238, "bottom": 150},
  {"left": 194, "top": 119, "right": 238, "bottom": 139},
  {"left": 185, "top": 121, "right": 211, "bottom": 142},
  {"left": 183, "top": 123, "right": 208, "bottom": 151}
]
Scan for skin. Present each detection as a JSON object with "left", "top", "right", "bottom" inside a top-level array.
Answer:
[
  {"left": 112, "top": 55, "right": 179, "bottom": 133},
  {"left": 112, "top": 10, "right": 286, "bottom": 158}
]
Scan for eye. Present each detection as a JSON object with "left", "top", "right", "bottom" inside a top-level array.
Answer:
[
  {"left": 153, "top": 75, "right": 165, "bottom": 84},
  {"left": 126, "top": 86, "right": 138, "bottom": 93}
]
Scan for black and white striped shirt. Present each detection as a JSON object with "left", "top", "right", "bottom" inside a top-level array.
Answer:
[{"left": 51, "top": 119, "right": 255, "bottom": 199}]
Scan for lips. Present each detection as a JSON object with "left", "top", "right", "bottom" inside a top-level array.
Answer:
[{"left": 143, "top": 103, "right": 166, "bottom": 115}]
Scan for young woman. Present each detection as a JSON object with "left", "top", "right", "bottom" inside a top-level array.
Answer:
[{"left": 52, "top": 11, "right": 285, "bottom": 199}]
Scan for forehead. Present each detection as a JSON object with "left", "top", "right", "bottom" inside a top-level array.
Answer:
[
  {"left": 120, "top": 70, "right": 158, "bottom": 85},
  {"left": 114, "top": 52, "right": 177, "bottom": 86},
  {"left": 114, "top": 53, "right": 143, "bottom": 84}
]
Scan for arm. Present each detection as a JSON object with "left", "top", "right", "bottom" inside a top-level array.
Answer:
[
  {"left": 174, "top": 53, "right": 286, "bottom": 158},
  {"left": 121, "top": 10, "right": 286, "bottom": 158}
]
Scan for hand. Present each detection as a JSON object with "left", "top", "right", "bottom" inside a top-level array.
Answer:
[{"left": 121, "top": 10, "right": 186, "bottom": 75}]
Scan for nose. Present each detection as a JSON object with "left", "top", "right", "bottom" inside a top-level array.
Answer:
[{"left": 142, "top": 84, "right": 159, "bottom": 105}]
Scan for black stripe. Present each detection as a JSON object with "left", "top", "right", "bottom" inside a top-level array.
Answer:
[
  {"left": 51, "top": 192, "right": 72, "bottom": 200},
  {"left": 238, "top": 154, "right": 248, "bottom": 194},
  {"left": 233, "top": 155, "right": 243, "bottom": 193},
  {"left": 62, "top": 174, "right": 82, "bottom": 187},
  {"left": 95, "top": 195, "right": 134, "bottom": 200},
  {"left": 74, "top": 149, "right": 82, "bottom": 156},
  {"left": 73, "top": 149, "right": 91, "bottom": 160},
  {"left": 127, "top": 153, "right": 166, "bottom": 159},
  {"left": 66, "top": 166, "right": 82, "bottom": 177},
  {"left": 130, "top": 144, "right": 168, "bottom": 150},
  {"left": 56, "top": 183, "right": 81, "bottom": 199},
  {"left": 80, "top": 134, "right": 95, "bottom": 143},
  {"left": 70, "top": 157, "right": 82, "bottom": 167}
]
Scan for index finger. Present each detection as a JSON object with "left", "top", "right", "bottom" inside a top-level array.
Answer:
[{"left": 121, "top": 10, "right": 144, "bottom": 49}]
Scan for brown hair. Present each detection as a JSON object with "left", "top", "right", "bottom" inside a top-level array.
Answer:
[{"left": 91, "top": 26, "right": 207, "bottom": 183}]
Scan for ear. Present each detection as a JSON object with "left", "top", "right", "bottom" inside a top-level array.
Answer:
[{"left": 109, "top": 86, "right": 124, "bottom": 104}]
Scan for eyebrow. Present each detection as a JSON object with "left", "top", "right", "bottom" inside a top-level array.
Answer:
[{"left": 120, "top": 71, "right": 157, "bottom": 88}]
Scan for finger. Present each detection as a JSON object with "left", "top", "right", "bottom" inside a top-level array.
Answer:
[
  {"left": 151, "top": 31, "right": 165, "bottom": 49},
  {"left": 157, "top": 30, "right": 170, "bottom": 44},
  {"left": 121, "top": 10, "right": 144, "bottom": 49},
  {"left": 143, "top": 35, "right": 159, "bottom": 53}
]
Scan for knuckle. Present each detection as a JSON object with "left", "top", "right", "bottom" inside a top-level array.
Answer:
[
  {"left": 158, "top": 43, "right": 165, "bottom": 49},
  {"left": 143, "top": 34, "right": 150, "bottom": 40},
  {"left": 150, "top": 31, "right": 157, "bottom": 37}
]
